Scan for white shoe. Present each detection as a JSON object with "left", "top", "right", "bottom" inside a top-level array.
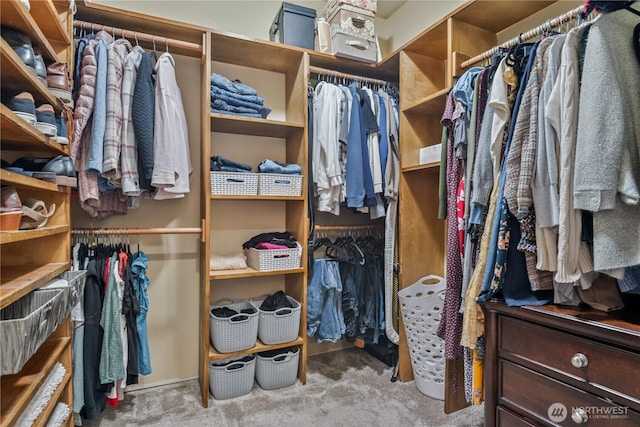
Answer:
[{"left": 19, "top": 0, "right": 30, "bottom": 12}]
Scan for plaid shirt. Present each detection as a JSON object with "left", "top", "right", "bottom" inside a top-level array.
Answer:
[
  {"left": 120, "top": 46, "right": 144, "bottom": 197},
  {"left": 102, "top": 39, "right": 132, "bottom": 185}
]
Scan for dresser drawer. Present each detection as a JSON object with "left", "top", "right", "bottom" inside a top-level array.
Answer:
[
  {"left": 499, "top": 316, "right": 640, "bottom": 403},
  {"left": 500, "top": 360, "right": 640, "bottom": 426},
  {"left": 497, "top": 406, "right": 540, "bottom": 426}
]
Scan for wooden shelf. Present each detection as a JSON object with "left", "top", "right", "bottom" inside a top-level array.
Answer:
[
  {"left": 210, "top": 194, "right": 304, "bottom": 201},
  {"left": 210, "top": 113, "right": 304, "bottom": 138},
  {"left": 0, "top": 337, "right": 70, "bottom": 426},
  {"left": 402, "top": 20, "right": 448, "bottom": 60},
  {"left": 454, "top": 0, "right": 557, "bottom": 33},
  {"left": 402, "top": 162, "right": 440, "bottom": 173},
  {"left": 28, "top": 0, "right": 72, "bottom": 47},
  {"left": 210, "top": 267, "right": 304, "bottom": 280},
  {"left": 0, "top": 169, "right": 62, "bottom": 192},
  {"left": 210, "top": 30, "right": 304, "bottom": 73},
  {"left": 208, "top": 337, "right": 304, "bottom": 361},
  {"left": 0, "top": 39, "right": 62, "bottom": 111},
  {"left": 0, "top": 225, "right": 70, "bottom": 245},
  {"left": 0, "top": 0, "right": 59, "bottom": 61},
  {"left": 0, "top": 104, "right": 68, "bottom": 154},
  {"left": 0, "top": 262, "right": 70, "bottom": 309},
  {"left": 402, "top": 88, "right": 448, "bottom": 115},
  {"left": 31, "top": 371, "right": 71, "bottom": 427}
]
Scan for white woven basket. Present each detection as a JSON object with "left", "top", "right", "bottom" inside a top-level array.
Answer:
[
  {"left": 209, "top": 299, "right": 258, "bottom": 353},
  {"left": 398, "top": 275, "right": 447, "bottom": 400},
  {"left": 210, "top": 172, "right": 258, "bottom": 196},
  {"left": 258, "top": 174, "right": 302, "bottom": 196},
  {"left": 246, "top": 242, "right": 302, "bottom": 271}
]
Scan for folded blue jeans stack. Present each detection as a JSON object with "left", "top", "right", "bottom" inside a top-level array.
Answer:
[
  {"left": 258, "top": 159, "right": 302, "bottom": 174},
  {"left": 210, "top": 155, "right": 253, "bottom": 173},
  {"left": 210, "top": 73, "right": 272, "bottom": 119}
]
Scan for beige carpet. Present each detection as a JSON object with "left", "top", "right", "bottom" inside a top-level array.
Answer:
[{"left": 82, "top": 348, "right": 483, "bottom": 427}]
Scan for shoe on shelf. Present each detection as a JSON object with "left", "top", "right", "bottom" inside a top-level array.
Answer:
[
  {"left": 20, "top": 197, "right": 56, "bottom": 230},
  {"left": 35, "top": 104, "right": 57, "bottom": 137},
  {"left": 46, "top": 62, "right": 73, "bottom": 107},
  {"left": 54, "top": 112, "right": 69, "bottom": 145},
  {"left": 1, "top": 27, "right": 36, "bottom": 73},
  {"left": 19, "top": 0, "right": 30, "bottom": 12},
  {"left": 41, "top": 155, "right": 77, "bottom": 187},
  {"left": 4, "top": 92, "right": 37, "bottom": 125},
  {"left": 1, "top": 185, "right": 23, "bottom": 232},
  {"left": 34, "top": 51, "right": 48, "bottom": 87}
]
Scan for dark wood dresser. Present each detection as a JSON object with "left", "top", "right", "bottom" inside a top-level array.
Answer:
[{"left": 482, "top": 300, "right": 640, "bottom": 426}]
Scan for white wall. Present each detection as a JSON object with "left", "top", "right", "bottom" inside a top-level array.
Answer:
[{"left": 89, "top": 0, "right": 466, "bottom": 58}]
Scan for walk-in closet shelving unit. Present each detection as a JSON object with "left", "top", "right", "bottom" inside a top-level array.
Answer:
[
  {"left": 395, "top": 0, "right": 562, "bottom": 414},
  {"left": 1, "top": 1, "right": 74, "bottom": 425},
  {"left": 201, "top": 30, "right": 309, "bottom": 408}
]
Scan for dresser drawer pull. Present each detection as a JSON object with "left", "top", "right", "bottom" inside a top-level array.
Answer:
[
  {"left": 570, "top": 353, "right": 589, "bottom": 368},
  {"left": 571, "top": 407, "right": 589, "bottom": 424}
]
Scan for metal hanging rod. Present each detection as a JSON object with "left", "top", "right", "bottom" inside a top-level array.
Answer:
[
  {"left": 72, "top": 227, "right": 202, "bottom": 236},
  {"left": 73, "top": 20, "right": 202, "bottom": 54},
  {"left": 314, "top": 224, "right": 384, "bottom": 231},
  {"left": 460, "top": 5, "right": 587, "bottom": 69},
  {"left": 309, "top": 65, "right": 394, "bottom": 87}
]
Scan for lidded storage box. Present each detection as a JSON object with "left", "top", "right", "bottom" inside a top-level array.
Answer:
[
  {"left": 326, "top": 0, "right": 377, "bottom": 13},
  {"left": 1, "top": 289, "right": 66, "bottom": 375},
  {"left": 270, "top": 2, "right": 317, "bottom": 50},
  {"left": 325, "top": 2, "right": 376, "bottom": 41}
]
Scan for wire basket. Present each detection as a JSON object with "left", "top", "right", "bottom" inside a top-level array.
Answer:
[
  {"left": 255, "top": 347, "right": 299, "bottom": 390},
  {"left": 250, "top": 294, "right": 301, "bottom": 345},
  {"left": 1, "top": 289, "right": 66, "bottom": 375},
  {"left": 210, "top": 299, "right": 258, "bottom": 353},
  {"left": 246, "top": 242, "right": 302, "bottom": 271},
  {"left": 398, "top": 275, "right": 447, "bottom": 400},
  {"left": 209, "top": 355, "right": 256, "bottom": 400},
  {"left": 258, "top": 174, "right": 302, "bottom": 196},
  {"left": 210, "top": 172, "right": 258, "bottom": 196}
]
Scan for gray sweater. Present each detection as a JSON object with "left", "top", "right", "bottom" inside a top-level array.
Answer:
[{"left": 574, "top": 5, "right": 640, "bottom": 271}]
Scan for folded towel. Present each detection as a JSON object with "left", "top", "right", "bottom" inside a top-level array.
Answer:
[
  {"left": 16, "top": 363, "right": 67, "bottom": 427},
  {"left": 45, "top": 403, "right": 70, "bottom": 427},
  {"left": 210, "top": 252, "right": 248, "bottom": 271},
  {"left": 210, "top": 72, "right": 258, "bottom": 96}
]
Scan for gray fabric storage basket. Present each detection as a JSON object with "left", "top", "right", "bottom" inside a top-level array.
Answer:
[
  {"left": 42, "top": 270, "right": 87, "bottom": 315},
  {"left": 209, "top": 299, "right": 258, "bottom": 353},
  {"left": 255, "top": 346, "right": 299, "bottom": 390},
  {"left": 0, "top": 289, "right": 66, "bottom": 375},
  {"left": 250, "top": 294, "right": 301, "bottom": 345},
  {"left": 209, "top": 355, "right": 256, "bottom": 400}
]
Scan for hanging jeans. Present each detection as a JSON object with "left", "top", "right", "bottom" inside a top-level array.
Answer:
[
  {"left": 131, "top": 251, "right": 151, "bottom": 375},
  {"left": 340, "top": 255, "right": 361, "bottom": 342},
  {"left": 307, "top": 258, "right": 345, "bottom": 343}
]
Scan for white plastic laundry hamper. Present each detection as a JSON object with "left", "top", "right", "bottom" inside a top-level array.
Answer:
[{"left": 398, "top": 275, "right": 446, "bottom": 400}]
